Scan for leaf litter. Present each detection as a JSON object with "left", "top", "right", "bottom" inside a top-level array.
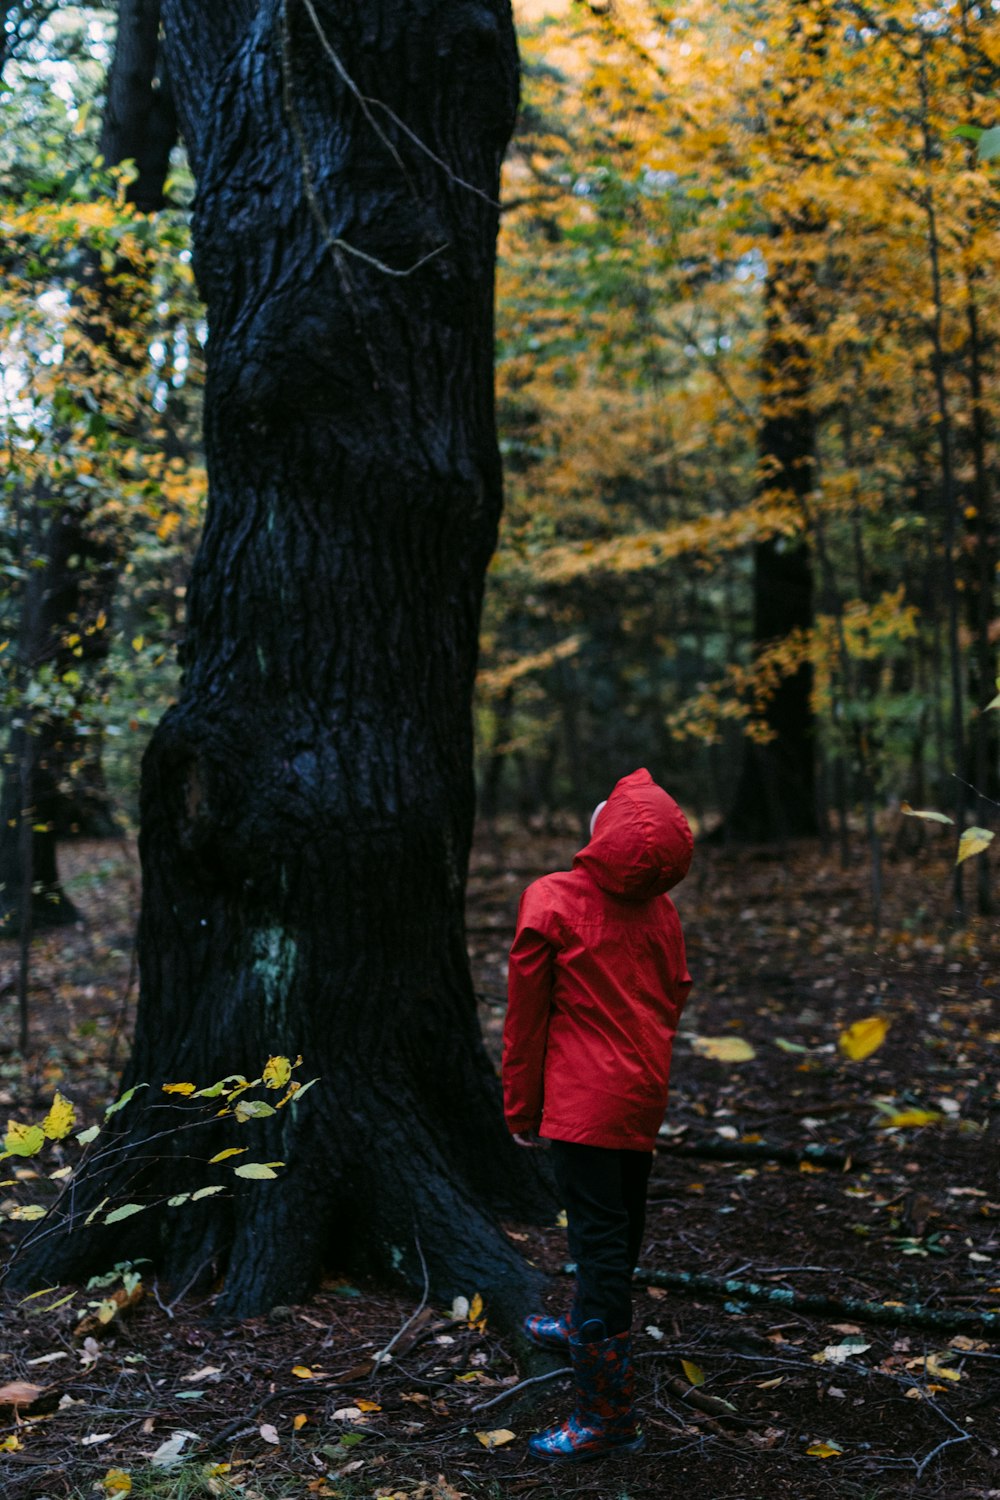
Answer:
[{"left": 0, "top": 830, "right": 998, "bottom": 1496}]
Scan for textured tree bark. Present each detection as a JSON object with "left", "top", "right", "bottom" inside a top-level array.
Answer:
[{"left": 21, "top": 0, "right": 550, "bottom": 1322}]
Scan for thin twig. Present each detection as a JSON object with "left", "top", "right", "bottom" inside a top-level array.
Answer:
[
  {"left": 296, "top": 0, "right": 500, "bottom": 209},
  {"left": 280, "top": 0, "right": 449, "bottom": 278},
  {"left": 470, "top": 1366, "right": 571, "bottom": 1412}
]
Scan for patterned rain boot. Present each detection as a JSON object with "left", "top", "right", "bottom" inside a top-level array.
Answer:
[
  {"left": 528, "top": 1318, "right": 645, "bottom": 1462},
  {"left": 523, "top": 1309, "right": 574, "bottom": 1351}
]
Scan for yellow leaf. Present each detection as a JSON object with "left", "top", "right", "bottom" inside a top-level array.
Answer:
[
  {"left": 806, "top": 1441, "right": 843, "bottom": 1458},
  {"left": 956, "top": 827, "right": 994, "bottom": 864},
  {"left": 233, "top": 1162, "right": 280, "bottom": 1179},
  {"left": 293, "top": 1414, "right": 307, "bottom": 1431},
  {"left": 475, "top": 1428, "right": 515, "bottom": 1449},
  {"left": 131, "top": 635, "right": 144, "bottom": 652},
  {"left": 292, "top": 1366, "right": 314, "bottom": 1379},
  {"left": 681, "top": 1359, "right": 705, "bottom": 1386},
  {"left": 102, "top": 1470, "right": 132, "bottom": 1495},
  {"left": 4, "top": 1121, "right": 45, "bottom": 1158},
  {"left": 880, "top": 1110, "right": 942, "bottom": 1129},
  {"left": 925, "top": 1354, "right": 962, "bottom": 1382},
  {"left": 262, "top": 1055, "right": 292, "bottom": 1090},
  {"left": 208, "top": 1148, "right": 247, "bottom": 1163},
  {"left": 356, "top": 1399, "right": 381, "bottom": 1412},
  {"left": 468, "top": 1293, "right": 484, "bottom": 1323},
  {"left": 838, "top": 1016, "right": 888, "bottom": 1062},
  {"left": 691, "top": 1035, "right": 756, "bottom": 1062},
  {"left": 900, "top": 803, "right": 953, "bottom": 825},
  {"left": 42, "top": 1092, "right": 76, "bottom": 1141},
  {"left": 0, "top": 1435, "right": 23, "bottom": 1451},
  {"left": 161, "top": 1082, "right": 196, "bottom": 1095}
]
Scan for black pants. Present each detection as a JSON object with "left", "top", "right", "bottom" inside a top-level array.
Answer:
[{"left": 549, "top": 1139, "right": 653, "bottom": 1338}]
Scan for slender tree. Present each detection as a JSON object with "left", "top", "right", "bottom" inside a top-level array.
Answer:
[
  {"left": 0, "top": 0, "right": 178, "bottom": 932},
  {"left": 20, "top": 0, "right": 550, "bottom": 1321}
]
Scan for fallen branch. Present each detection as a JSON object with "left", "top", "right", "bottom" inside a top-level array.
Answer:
[
  {"left": 655, "top": 1138, "right": 865, "bottom": 1171},
  {"left": 629, "top": 1267, "right": 1000, "bottom": 1334}
]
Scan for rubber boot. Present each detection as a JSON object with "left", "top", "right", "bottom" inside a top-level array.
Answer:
[
  {"left": 528, "top": 1318, "right": 645, "bottom": 1462},
  {"left": 523, "top": 1310, "right": 574, "bottom": 1351}
]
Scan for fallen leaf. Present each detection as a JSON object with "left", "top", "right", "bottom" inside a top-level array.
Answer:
[
  {"left": 838, "top": 1017, "right": 888, "bottom": 1062},
  {"left": 101, "top": 1473, "right": 132, "bottom": 1496},
  {"left": 0, "top": 1381, "right": 45, "bottom": 1409},
  {"left": 925, "top": 1353, "right": 963, "bottom": 1382},
  {"left": 468, "top": 1293, "right": 484, "bottom": 1323},
  {"left": 183, "top": 1366, "right": 221, "bottom": 1382},
  {"left": 812, "top": 1339, "right": 871, "bottom": 1365},
  {"left": 475, "top": 1428, "right": 515, "bottom": 1449},
  {"left": 681, "top": 1359, "right": 704, "bottom": 1385},
  {"left": 0, "top": 1435, "right": 23, "bottom": 1451},
  {"left": 806, "top": 1440, "right": 843, "bottom": 1458},
  {"left": 331, "top": 1407, "right": 363, "bottom": 1421},
  {"left": 151, "top": 1428, "right": 200, "bottom": 1464},
  {"left": 259, "top": 1423, "right": 279, "bottom": 1445},
  {"left": 294, "top": 1414, "right": 308, "bottom": 1431},
  {"left": 356, "top": 1399, "right": 381, "bottom": 1412},
  {"left": 691, "top": 1035, "right": 755, "bottom": 1062},
  {"left": 879, "top": 1110, "right": 942, "bottom": 1129},
  {"left": 292, "top": 1365, "right": 314, "bottom": 1379}
]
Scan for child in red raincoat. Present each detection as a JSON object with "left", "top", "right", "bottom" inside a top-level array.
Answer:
[{"left": 502, "top": 768, "right": 694, "bottom": 1463}]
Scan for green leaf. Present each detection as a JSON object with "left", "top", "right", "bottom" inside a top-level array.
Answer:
[
  {"left": 900, "top": 802, "right": 953, "bottom": 825},
  {"left": 4, "top": 1122, "right": 45, "bottom": 1157},
  {"left": 105, "top": 1084, "right": 147, "bottom": 1119},
  {"left": 76, "top": 1125, "right": 100, "bottom": 1146},
  {"left": 952, "top": 124, "right": 984, "bottom": 141},
  {"left": 979, "top": 126, "right": 1000, "bottom": 161},
  {"left": 104, "top": 1203, "right": 146, "bottom": 1225},
  {"left": 191, "top": 1185, "right": 225, "bottom": 1201},
  {"left": 234, "top": 1099, "right": 276, "bottom": 1122},
  {"left": 233, "top": 1162, "right": 280, "bottom": 1179},
  {"left": 166, "top": 1193, "right": 191, "bottom": 1207}
]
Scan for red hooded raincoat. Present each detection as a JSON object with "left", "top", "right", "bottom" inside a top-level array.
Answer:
[{"left": 502, "top": 768, "right": 694, "bottom": 1151}]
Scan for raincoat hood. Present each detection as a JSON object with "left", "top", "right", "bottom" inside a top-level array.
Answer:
[{"left": 573, "top": 768, "right": 693, "bottom": 901}]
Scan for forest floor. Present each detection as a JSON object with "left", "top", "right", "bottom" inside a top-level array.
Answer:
[{"left": 0, "top": 821, "right": 998, "bottom": 1500}]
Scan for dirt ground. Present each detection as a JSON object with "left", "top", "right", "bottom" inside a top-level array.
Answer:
[{"left": 1, "top": 821, "right": 998, "bottom": 1499}]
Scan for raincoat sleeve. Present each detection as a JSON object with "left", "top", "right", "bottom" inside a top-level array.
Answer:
[{"left": 502, "top": 884, "right": 557, "bottom": 1135}]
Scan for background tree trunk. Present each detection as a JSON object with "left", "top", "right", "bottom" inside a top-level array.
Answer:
[
  {"left": 20, "top": 0, "right": 550, "bottom": 1322},
  {"left": 0, "top": 0, "right": 177, "bottom": 929},
  {"left": 723, "top": 269, "right": 817, "bottom": 840}
]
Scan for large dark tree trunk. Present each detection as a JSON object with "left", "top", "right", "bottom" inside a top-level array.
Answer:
[{"left": 20, "top": 0, "right": 550, "bottom": 1322}]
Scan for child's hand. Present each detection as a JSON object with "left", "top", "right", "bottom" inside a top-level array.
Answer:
[{"left": 513, "top": 1131, "right": 548, "bottom": 1149}]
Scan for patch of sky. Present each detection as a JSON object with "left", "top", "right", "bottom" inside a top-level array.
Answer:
[{"left": 734, "top": 248, "right": 766, "bottom": 285}]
